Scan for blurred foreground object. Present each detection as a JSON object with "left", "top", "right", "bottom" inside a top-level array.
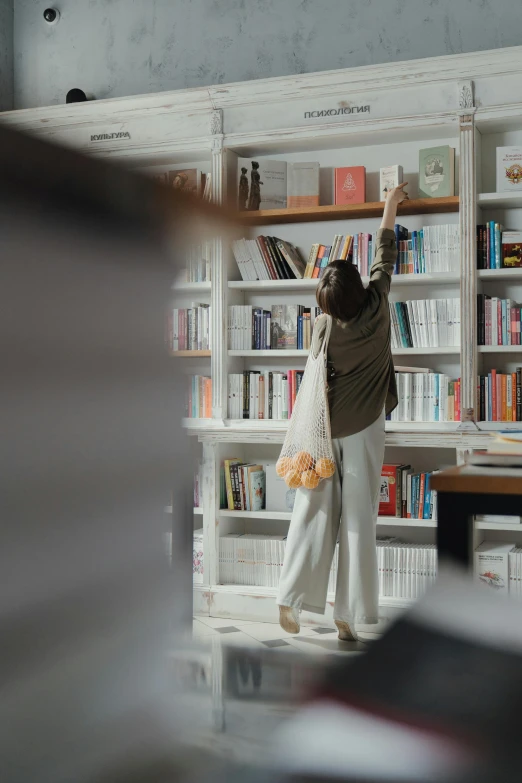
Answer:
[
  {"left": 276, "top": 568, "right": 522, "bottom": 783},
  {"left": 0, "top": 125, "right": 235, "bottom": 783}
]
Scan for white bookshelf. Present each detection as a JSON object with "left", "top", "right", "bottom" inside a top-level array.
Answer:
[{"left": 10, "top": 45, "right": 522, "bottom": 623}]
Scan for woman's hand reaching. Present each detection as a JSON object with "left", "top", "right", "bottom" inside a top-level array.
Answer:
[
  {"left": 381, "top": 182, "right": 409, "bottom": 230},
  {"left": 386, "top": 182, "right": 409, "bottom": 205}
]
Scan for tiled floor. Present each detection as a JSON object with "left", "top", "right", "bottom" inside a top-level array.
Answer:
[{"left": 193, "top": 615, "right": 381, "bottom": 655}]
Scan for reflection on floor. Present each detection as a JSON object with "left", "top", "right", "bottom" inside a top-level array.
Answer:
[
  {"left": 193, "top": 615, "right": 384, "bottom": 655},
  {"left": 173, "top": 617, "right": 389, "bottom": 762}
]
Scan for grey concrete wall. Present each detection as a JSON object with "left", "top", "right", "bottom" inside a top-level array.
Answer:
[
  {"left": 0, "top": 0, "right": 13, "bottom": 110},
  {"left": 12, "top": 0, "right": 522, "bottom": 110}
]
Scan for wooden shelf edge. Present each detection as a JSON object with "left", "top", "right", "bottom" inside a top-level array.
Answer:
[
  {"left": 238, "top": 196, "right": 459, "bottom": 226},
  {"left": 170, "top": 350, "right": 211, "bottom": 357}
]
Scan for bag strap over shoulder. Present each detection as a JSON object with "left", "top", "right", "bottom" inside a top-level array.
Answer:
[{"left": 315, "top": 314, "right": 332, "bottom": 364}]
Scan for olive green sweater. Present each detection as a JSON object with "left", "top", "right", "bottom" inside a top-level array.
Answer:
[{"left": 312, "top": 227, "right": 398, "bottom": 439}]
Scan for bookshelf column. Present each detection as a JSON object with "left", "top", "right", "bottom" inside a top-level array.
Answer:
[
  {"left": 457, "top": 80, "right": 478, "bottom": 427},
  {"left": 210, "top": 109, "right": 227, "bottom": 421}
]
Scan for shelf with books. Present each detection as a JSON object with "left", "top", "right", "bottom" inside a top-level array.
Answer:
[{"left": 238, "top": 196, "right": 460, "bottom": 226}]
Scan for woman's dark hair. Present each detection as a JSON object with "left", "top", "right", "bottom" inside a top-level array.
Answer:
[{"left": 316, "top": 260, "right": 367, "bottom": 321}]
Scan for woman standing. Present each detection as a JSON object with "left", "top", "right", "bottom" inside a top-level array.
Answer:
[{"left": 277, "top": 184, "right": 408, "bottom": 641}]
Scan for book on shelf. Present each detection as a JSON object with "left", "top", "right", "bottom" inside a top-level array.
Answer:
[
  {"left": 186, "top": 375, "right": 212, "bottom": 419},
  {"left": 496, "top": 146, "right": 522, "bottom": 193},
  {"left": 193, "top": 529, "right": 204, "bottom": 584},
  {"left": 227, "top": 304, "right": 322, "bottom": 350},
  {"left": 219, "top": 533, "right": 287, "bottom": 587},
  {"left": 334, "top": 166, "right": 366, "bottom": 205},
  {"left": 389, "top": 372, "right": 461, "bottom": 422},
  {"left": 377, "top": 539, "right": 437, "bottom": 600},
  {"left": 418, "top": 145, "right": 455, "bottom": 198},
  {"left": 389, "top": 298, "right": 461, "bottom": 349},
  {"left": 379, "top": 464, "right": 439, "bottom": 519},
  {"left": 222, "top": 460, "right": 266, "bottom": 511},
  {"left": 380, "top": 165, "right": 403, "bottom": 200},
  {"left": 238, "top": 158, "right": 287, "bottom": 210},
  {"left": 475, "top": 541, "right": 515, "bottom": 594},
  {"left": 501, "top": 230, "right": 522, "bottom": 269},
  {"left": 265, "top": 464, "right": 297, "bottom": 512},
  {"left": 477, "top": 295, "right": 521, "bottom": 346},
  {"left": 177, "top": 241, "right": 212, "bottom": 283},
  {"left": 228, "top": 370, "right": 305, "bottom": 420},
  {"left": 232, "top": 236, "right": 306, "bottom": 281},
  {"left": 287, "top": 161, "right": 320, "bottom": 208},
  {"left": 476, "top": 222, "right": 504, "bottom": 269},
  {"left": 167, "top": 303, "right": 211, "bottom": 351},
  {"left": 219, "top": 533, "right": 438, "bottom": 600},
  {"left": 396, "top": 224, "right": 459, "bottom": 274}
]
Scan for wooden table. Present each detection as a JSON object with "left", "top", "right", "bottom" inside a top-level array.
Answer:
[{"left": 431, "top": 466, "right": 522, "bottom": 568}]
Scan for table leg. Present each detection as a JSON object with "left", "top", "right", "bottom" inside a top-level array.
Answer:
[{"left": 437, "top": 491, "right": 474, "bottom": 570}]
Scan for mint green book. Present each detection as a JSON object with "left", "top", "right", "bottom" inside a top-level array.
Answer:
[{"left": 418, "top": 146, "right": 455, "bottom": 198}]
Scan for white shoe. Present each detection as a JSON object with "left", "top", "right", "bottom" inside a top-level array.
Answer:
[
  {"left": 279, "top": 605, "right": 300, "bottom": 634},
  {"left": 335, "top": 619, "right": 358, "bottom": 642}
]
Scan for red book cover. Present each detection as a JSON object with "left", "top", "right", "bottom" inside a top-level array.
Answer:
[
  {"left": 257, "top": 236, "right": 278, "bottom": 280},
  {"left": 334, "top": 166, "right": 366, "bottom": 206},
  {"left": 418, "top": 473, "right": 426, "bottom": 520},
  {"left": 498, "top": 303, "right": 503, "bottom": 346},
  {"left": 312, "top": 245, "right": 327, "bottom": 279},
  {"left": 486, "top": 223, "right": 491, "bottom": 268},
  {"left": 512, "top": 372, "right": 517, "bottom": 422},
  {"left": 379, "top": 464, "right": 399, "bottom": 517},
  {"left": 491, "top": 369, "right": 497, "bottom": 421},
  {"left": 501, "top": 374, "right": 507, "bottom": 421},
  {"left": 518, "top": 306, "right": 521, "bottom": 345},
  {"left": 511, "top": 306, "right": 517, "bottom": 345},
  {"left": 455, "top": 379, "right": 461, "bottom": 421},
  {"left": 502, "top": 240, "right": 522, "bottom": 268}
]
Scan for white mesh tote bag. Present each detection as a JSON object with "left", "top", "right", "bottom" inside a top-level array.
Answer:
[{"left": 276, "top": 315, "right": 336, "bottom": 490}]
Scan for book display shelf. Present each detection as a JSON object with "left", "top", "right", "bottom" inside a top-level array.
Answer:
[{"left": 7, "top": 46, "right": 522, "bottom": 623}]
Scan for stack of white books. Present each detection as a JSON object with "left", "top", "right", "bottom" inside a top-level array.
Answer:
[
  {"left": 219, "top": 534, "right": 287, "bottom": 587},
  {"left": 389, "top": 298, "right": 461, "bottom": 349},
  {"left": 377, "top": 540, "right": 437, "bottom": 600}
]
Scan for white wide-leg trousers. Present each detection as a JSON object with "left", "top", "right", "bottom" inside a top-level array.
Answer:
[{"left": 276, "top": 410, "right": 385, "bottom": 625}]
